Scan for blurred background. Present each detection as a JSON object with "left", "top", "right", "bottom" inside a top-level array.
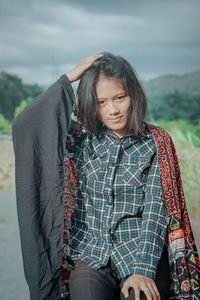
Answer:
[{"left": 0, "top": 0, "right": 200, "bottom": 299}]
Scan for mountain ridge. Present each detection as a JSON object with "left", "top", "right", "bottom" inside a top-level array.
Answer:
[{"left": 142, "top": 70, "right": 200, "bottom": 99}]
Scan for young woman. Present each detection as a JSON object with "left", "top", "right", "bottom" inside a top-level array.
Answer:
[{"left": 12, "top": 53, "right": 200, "bottom": 300}]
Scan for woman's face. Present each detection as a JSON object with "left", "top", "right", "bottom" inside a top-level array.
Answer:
[{"left": 95, "top": 75, "right": 132, "bottom": 138}]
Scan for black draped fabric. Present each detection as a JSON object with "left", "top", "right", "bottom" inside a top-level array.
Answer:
[{"left": 12, "top": 75, "right": 74, "bottom": 299}]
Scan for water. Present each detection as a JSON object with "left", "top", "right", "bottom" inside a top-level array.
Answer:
[{"left": 0, "top": 193, "right": 29, "bottom": 300}]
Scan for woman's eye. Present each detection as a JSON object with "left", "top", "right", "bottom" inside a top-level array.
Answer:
[
  {"left": 116, "top": 96, "right": 125, "bottom": 101},
  {"left": 98, "top": 100, "right": 105, "bottom": 105}
]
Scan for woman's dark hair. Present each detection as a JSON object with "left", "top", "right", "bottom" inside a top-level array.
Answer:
[{"left": 77, "top": 52, "right": 147, "bottom": 135}]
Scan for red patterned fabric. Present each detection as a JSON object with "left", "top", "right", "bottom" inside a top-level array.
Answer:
[
  {"left": 61, "top": 122, "right": 200, "bottom": 299},
  {"left": 145, "top": 122, "right": 200, "bottom": 299}
]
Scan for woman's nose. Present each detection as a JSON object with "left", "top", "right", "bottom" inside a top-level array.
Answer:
[{"left": 108, "top": 101, "right": 119, "bottom": 114}]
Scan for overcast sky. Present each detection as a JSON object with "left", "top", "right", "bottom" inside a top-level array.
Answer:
[{"left": 0, "top": 0, "right": 200, "bottom": 86}]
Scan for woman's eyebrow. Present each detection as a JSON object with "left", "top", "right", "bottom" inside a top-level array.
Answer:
[
  {"left": 96, "top": 97, "right": 108, "bottom": 102},
  {"left": 97, "top": 93, "right": 127, "bottom": 101}
]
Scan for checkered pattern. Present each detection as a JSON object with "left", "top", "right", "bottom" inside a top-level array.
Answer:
[{"left": 69, "top": 123, "right": 168, "bottom": 279}]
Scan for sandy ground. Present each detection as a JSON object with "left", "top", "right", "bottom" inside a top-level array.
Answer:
[
  {"left": 0, "top": 137, "right": 199, "bottom": 299},
  {"left": 0, "top": 136, "right": 15, "bottom": 194},
  {"left": 0, "top": 193, "right": 29, "bottom": 300}
]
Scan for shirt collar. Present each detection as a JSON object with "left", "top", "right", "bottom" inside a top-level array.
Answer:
[
  {"left": 97, "top": 122, "right": 152, "bottom": 141},
  {"left": 83, "top": 122, "right": 152, "bottom": 158}
]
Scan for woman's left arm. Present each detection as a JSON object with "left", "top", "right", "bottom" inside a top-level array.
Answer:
[
  {"left": 121, "top": 150, "right": 168, "bottom": 300},
  {"left": 134, "top": 151, "right": 168, "bottom": 277}
]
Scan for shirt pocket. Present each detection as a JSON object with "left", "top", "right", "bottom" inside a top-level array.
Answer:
[
  {"left": 81, "top": 153, "right": 106, "bottom": 182},
  {"left": 122, "top": 156, "right": 150, "bottom": 186}
]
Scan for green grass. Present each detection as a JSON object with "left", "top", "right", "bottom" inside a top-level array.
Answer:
[
  {"left": 0, "top": 114, "right": 11, "bottom": 134},
  {"left": 154, "top": 120, "right": 200, "bottom": 216}
]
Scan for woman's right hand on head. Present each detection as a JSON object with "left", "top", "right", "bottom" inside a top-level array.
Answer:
[{"left": 66, "top": 54, "right": 103, "bottom": 83}]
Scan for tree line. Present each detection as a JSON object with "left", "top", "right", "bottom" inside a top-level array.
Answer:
[
  {"left": 0, "top": 72, "right": 200, "bottom": 134},
  {"left": 0, "top": 72, "right": 43, "bottom": 121},
  {"left": 147, "top": 92, "right": 200, "bottom": 125}
]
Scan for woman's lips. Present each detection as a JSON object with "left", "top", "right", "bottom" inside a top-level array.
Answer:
[{"left": 109, "top": 116, "right": 122, "bottom": 123}]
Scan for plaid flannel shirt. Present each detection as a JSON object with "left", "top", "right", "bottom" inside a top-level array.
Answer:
[{"left": 69, "top": 123, "right": 168, "bottom": 279}]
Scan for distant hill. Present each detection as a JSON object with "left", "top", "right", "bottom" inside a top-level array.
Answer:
[{"left": 142, "top": 71, "right": 200, "bottom": 99}]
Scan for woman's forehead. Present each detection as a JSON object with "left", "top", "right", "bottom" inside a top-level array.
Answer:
[{"left": 95, "top": 77, "right": 125, "bottom": 99}]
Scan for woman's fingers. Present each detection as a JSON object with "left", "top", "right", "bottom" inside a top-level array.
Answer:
[
  {"left": 82, "top": 54, "right": 102, "bottom": 61},
  {"left": 121, "top": 279, "right": 129, "bottom": 297},
  {"left": 66, "top": 54, "right": 103, "bottom": 82},
  {"left": 121, "top": 274, "right": 161, "bottom": 300},
  {"left": 140, "top": 285, "right": 160, "bottom": 300},
  {"left": 150, "top": 283, "right": 161, "bottom": 299},
  {"left": 133, "top": 287, "right": 141, "bottom": 300},
  {"left": 142, "top": 288, "right": 153, "bottom": 300}
]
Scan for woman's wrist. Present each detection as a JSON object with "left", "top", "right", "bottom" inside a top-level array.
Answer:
[
  {"left": 66, "top": 73, "right": 74, "bottom": 83},
  {"left": 66, "top": 54, "right": 103, "bottom": 83}
]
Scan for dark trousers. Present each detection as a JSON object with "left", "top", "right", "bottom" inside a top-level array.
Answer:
[{"left": 69, "top": 247, "right": 171, "bottom": 300}]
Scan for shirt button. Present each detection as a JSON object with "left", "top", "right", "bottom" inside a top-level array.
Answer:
[
  {"left": 109, "top": 162, "right": 114, "bottom": 167},
  {"left": 107, "top": 200, "right": 113, "bottom": 205}
]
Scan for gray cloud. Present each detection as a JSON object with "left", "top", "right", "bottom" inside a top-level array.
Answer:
[{"left": 0, "top": 0, "right": 200, "bottom": 86}]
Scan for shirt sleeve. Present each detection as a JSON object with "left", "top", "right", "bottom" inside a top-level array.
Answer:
[{"left": 132, "top": 147, "right": 168, "bottom": 279}]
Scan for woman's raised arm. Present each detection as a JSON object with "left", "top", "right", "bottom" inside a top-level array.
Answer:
[{"left": 66, "top": 54, "right": 103, "bottom": 82}]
